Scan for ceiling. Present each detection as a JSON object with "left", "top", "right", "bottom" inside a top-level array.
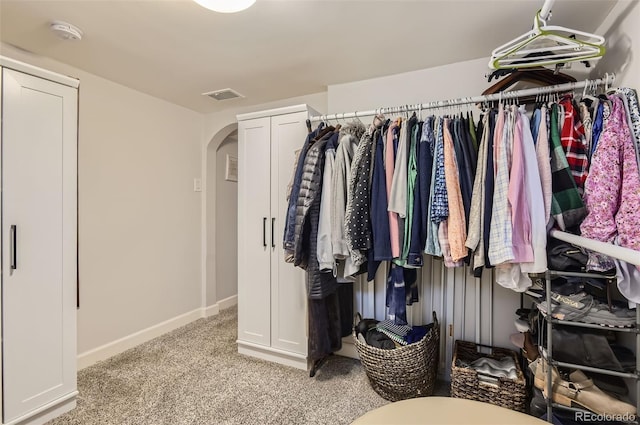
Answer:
[{"left": 0, "top": 0, "right": 618, "bottom": 113}]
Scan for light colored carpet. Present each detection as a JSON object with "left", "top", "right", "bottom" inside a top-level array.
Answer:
[{"left": 48, "top": 306, "right": 406, "bottom": 425}]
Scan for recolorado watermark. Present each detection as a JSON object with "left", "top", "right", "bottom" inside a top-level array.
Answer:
[{"left": 575, "top": 411, "right": 637, "bottom": 422}]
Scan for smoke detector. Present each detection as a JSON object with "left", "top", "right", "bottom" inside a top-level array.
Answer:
[
  {"left": 202, "top": 88, "right": 244, "bottom": 101},
  {"left": 50, "top": 21, "right": 83, "bottom": 41}
]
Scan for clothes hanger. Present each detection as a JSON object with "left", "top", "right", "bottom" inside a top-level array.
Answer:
[
  {"left": 579, "top": 79, "right": 599, "bottom": 108},
  {"left": 483, "top": 67, "right": 577, "bottom": 107},
  {"left": 489, "top": 10, "right": 605, "bottom": 70},
  {"left": 483, "top": 67, "right": 576, "bottom": 95},
  {"left": 371, "top": 112, "right": 385, "bottom": 130}
]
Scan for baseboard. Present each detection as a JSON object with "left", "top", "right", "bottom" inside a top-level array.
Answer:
[
  {"left": 204, "top": 304, "right": 220, "bottom": 317},
  {"left": 237, "top": 340, "right": 308, "bottom": 371},
  {"left": 5, "top": 391, "right": 76, "bottom": 425},
  {"left": 204, "top": 294, "right": 238, "bottom": 317},
  {"left": 78, "top": 296, "right": 240, "bottom": 370},
  {"left": 218, "top": 294, "right": 238, "bottom": 310},
  {"left": 77, "top": 308, "right": 203, "bottom": 370}
]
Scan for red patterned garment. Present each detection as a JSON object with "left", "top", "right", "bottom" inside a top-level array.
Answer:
[{"left": 559, "top": 95, "right": 589, "bottom": 191}]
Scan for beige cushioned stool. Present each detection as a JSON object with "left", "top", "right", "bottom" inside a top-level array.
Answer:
[{"left": 351, "top": 397, "right": 549, "bottom": 424}]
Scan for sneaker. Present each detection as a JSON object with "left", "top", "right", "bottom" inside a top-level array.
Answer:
[{"left": 537, "top": 292, "right": 636, "bottom": 328}]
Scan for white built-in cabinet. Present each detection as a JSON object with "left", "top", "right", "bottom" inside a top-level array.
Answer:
[
  {"left": 0, "top": 57, "right": 78, "bottom": 425},
  {"left": 236, "top": 104, "right": 318, "bottom": 370}
]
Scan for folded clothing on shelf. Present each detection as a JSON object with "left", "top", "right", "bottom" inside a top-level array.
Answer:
[{"left": 469, "top": 356, "right": 518, "bottom": 380}]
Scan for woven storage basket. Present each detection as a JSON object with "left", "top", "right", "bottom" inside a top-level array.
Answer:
[
  {"left": 451, "top": 340, "right": 527, "bottom": 412},
  {"left": 353, "top": 312, "right": 439, "bottom": 402}
]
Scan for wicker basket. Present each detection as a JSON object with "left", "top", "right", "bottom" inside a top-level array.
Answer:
[
  {"left": 353, "top": 312, "right": 439, "bottom": 402},
  {"left": 451, "top": 340, "right": 527, "bottom": 412}
]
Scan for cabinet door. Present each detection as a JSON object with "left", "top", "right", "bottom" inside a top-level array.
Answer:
[
  {"left": 237, "top": 117, "right": 272, "bottom": 346},
  {"left": 2, "top": 68, "right": 77, "bottom": 423},
  {"left": 270, "top": 112, "right": 308, "bottom": 355}
]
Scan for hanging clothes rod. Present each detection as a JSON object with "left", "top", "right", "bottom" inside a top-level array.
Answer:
[{"left": 309, "top": 73, "right": 615, "bottom": 123}]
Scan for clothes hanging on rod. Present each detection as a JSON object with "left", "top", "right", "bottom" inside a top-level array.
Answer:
[
  {"left": 290, "top": 75, "right": 640, "bottom": 328},
  {"left": 308, "top": 75, "right": 617, "bottom": 123}
]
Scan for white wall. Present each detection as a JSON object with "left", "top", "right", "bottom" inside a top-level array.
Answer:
[
  {"left": 329, "top": 57, "right": 492, "bottom": 114},
  {"left": 1, "top": 44, "right": 204, "bottom": 366},
  {"left": 591, "top": 0, "right": 640, "bottom": 88}
]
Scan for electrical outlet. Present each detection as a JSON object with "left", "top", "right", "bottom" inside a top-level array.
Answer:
[{"left": 193, "top": 178, "right": 202, "bottom": 192}]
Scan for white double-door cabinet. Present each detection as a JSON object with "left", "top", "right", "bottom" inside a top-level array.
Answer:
[
  {"left": 1, "top": 59, "right": 78, "bottom": 425},
  {"left": 236, "top": 105, "right": 317, "bottom": 370}
]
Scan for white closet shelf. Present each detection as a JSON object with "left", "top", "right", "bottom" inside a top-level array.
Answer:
[{"left": 549, "top": 230, "right": 640, "bottom": 267}]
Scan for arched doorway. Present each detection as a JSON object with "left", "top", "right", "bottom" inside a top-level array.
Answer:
[{"left": 205, "top": 123, "right": 238, "bottom": 313}]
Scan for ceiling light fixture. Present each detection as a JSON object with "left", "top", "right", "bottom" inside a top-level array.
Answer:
[{"left": 192, "top": 0, "right": 256, "bottom": 13}]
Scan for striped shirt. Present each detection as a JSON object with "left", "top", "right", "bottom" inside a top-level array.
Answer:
[{"left": 488, "top": 106, "right": 515, "bottom": 265}]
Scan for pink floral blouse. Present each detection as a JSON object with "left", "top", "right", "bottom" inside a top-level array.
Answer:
[{"left": 581, "top": 95, "right": 640, "bottom": 268}]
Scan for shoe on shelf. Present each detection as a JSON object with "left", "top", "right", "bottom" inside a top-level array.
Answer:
[
  {"left": 562, "top": 370, "right": 636, "bottom": 417},
  {"left": 523, "top": 331, "right": 539, "bottom": 361},
  {"left": 510, "top": 332, "right": 538, "bottom": 362},
  {"left": 610, "top": 344, "right": 637, "bottom": 373},
  {"left": 532, "top": 359, "right": 637, "bottom": 417},
  {"left": 514, "top": 318, "right": 530, "bottom": 332},
  {"left": 529, "top": 387, "right": 547, "bottom": 418},
  {"left": 537, "top": 291, "right": 636, "bottom": 328},
  {"left": 515, "top": 308, "right": 532, "bottom": 322},
  {"left": 510, "top": 332, "right": 525, "bottom": 349}
]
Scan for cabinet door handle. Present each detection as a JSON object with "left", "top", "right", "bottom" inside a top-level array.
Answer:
[
  {"left": 10, "top": 225, "right": 17, "bottom": 270},
  {"left": 263, "top": 217, "right": 267, "bottom": 247},
  {"left": 271, "top": 218, "right": 276, "bottom": 248}
]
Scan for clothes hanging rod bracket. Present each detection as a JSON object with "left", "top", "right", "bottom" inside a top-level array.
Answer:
[
  {"left": 309, "top": 73, "right": 615, "bottom": 123},
  {"left": 540, "top": 0, "right": 555, "bottom": 22}
]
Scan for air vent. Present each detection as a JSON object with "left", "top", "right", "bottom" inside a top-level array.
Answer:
[{"left": 202, "top": 88, "right": 244, "bottom": 101}]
